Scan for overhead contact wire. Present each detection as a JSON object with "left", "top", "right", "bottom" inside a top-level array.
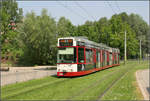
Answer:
[
  {"left": 74, "top": 1, "right": 97, "bottom": 21},
  {"left": 56, "top": 1, "right": 86, "bottom": 20}
]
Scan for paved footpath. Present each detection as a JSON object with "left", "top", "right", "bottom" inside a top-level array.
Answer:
[
  {"left": 136, "top": 69, "right": 149, "bottom": 100},
  {"left": 1, "top": 66, "right": 57, "bottom": 86}
]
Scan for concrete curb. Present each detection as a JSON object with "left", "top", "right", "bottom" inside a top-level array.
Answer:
[{"left": 136, "top": 69, "right": 149, "bottom": 100}]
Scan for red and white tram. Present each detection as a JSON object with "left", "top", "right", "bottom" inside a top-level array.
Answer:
[{"left": 57, "top": 37, "right": 120, "bottom": 77}]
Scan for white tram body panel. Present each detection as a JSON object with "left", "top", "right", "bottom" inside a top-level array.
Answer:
[{"left": 57, "top": 64, "right": 77, "bottom": 72}]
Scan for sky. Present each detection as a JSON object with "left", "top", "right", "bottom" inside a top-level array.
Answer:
[{"left": 17, "top": 1, "right": 149, "bottom": 25}]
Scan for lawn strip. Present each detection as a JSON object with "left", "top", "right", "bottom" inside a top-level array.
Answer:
[
  {"left": 2, "top": 75, "right": 56, "bottom": 92},
  {"left": 71, "top": 62, "right": 136, "bottom": 100},
  {"left": 101, "top": 61, "right": 148, "bottom": 100},
  {"left": 4, "top": 65, "right": 120, "bottom": 100},
  {"left": 72, "top": 66, "right": 129, "bottom": 100},
  {"left": 2, "top": 61, "right": 145, "bottom": 100},
  {"left": 67, "top": 66, "right": 123, "bottom": 100},
  {"left": 2, "top": 78, "right": 68, "bottom": 99}
]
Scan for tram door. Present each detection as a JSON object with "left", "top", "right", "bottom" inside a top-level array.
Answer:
[
  {"left": 100, "top": 50, "right": 103, "bottom": 67},
  {"left": 96, "top": 51, "right": 100, "bottom": 68},
  {"left": 107, "top": 52, "right": 109, "bottom": 66},
  {"left": 94, "top": 49, "right": 96, "bottom": 68},
  {"left": 102, "top": 50, "right": 105, "bottom": 67},
  {"left": 118, "top": 54, "right": 119, "bottom": 64},
  {"left": 105, "top": 51, "right": 107, "bottom": 66}
]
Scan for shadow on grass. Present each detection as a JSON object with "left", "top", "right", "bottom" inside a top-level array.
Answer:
[{"left": 34, "top": 67, "right": 57, "bottom": 71}]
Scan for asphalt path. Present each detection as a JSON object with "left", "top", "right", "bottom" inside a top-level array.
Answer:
[{"left": 1, "top": 66, "right": 57, "bottom": 86}]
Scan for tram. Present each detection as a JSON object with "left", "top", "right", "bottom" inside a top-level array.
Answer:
[{"left": 57, "top": 37, "right": 120, "bottom": 77}]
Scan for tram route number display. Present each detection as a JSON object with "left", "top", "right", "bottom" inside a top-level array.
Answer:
[{"left": 59, "top": 39, "right": 73, "bottom": 46}]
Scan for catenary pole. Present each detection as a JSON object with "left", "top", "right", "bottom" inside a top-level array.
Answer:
[
  {"left": 139, "top": 39, "right": 142, "bottom": 63},
  {"left": 124, "top": 30, "right": 127, "bottom": 64}
]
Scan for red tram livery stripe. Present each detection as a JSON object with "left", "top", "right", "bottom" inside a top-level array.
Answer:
[{"left": 57, "top": 64, "right": 120, "bottom": 77}]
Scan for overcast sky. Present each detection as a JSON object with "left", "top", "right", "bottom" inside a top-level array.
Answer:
[{"left": 17, "top": 1, "right": 149, "bottom": 25}]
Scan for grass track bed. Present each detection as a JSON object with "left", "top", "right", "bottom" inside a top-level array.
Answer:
[
  {"left": 2, "top": 61, "right": 148, "bottom": 100},
  {"left": 72, "top": 64, "right": 131, "bottom": 100},
  {"left": 101, "top": 61, "right": 148, "bottom": 100}
]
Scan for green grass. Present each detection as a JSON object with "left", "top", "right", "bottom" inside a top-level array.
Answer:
[
  {"left": 101, "top": 61, "right": 149, "bottom": 100},
  {"left": 1, "top": 60, "right": 148, "bottom": 100}
]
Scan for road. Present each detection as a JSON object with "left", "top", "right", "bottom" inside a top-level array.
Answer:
[
  {"left": 1, "top": 66, "right": 57, "bottom": 86},
  {"left": 136, "top": 69, "right": 149, "bottom": 100}
]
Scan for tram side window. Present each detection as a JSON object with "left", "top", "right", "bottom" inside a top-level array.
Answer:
[
  {"left": 102, "top": 51, "right": 105, "bottom": 66},
  {"left": 78, "top": 48, "right": 84, "bottom": 63},
  {"left": 109, "top": 53, "right": 112, "bottom": 65},
  {"left": 116, "top": 55, "right": 118, "bottom": 63},
  {"left": 86, "top": 49, "right": 93, "bottom": 63},
  {"left": 96, "top": 51, "right": 99, "bottom": 62},
  {"left": 105, "top": 51, "right": 107, "bottom": 63}
]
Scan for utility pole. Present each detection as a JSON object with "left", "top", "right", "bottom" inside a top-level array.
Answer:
[
  {"left": 139, "top": 39, "right": 142, "bottom": 63},
  {"left": 124, "top": 30, "right": 127, "bottom": 64}
]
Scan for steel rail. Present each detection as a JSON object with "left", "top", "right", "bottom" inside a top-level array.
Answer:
[
  {"left": 68, "top": 63, "right": 136, "bottom": 100},
  {"left": 97, "top": 63, "right": 136, "bottom": 100},
  {"left": 97, "top": 69, "right": 130, "bottom": 100},
  {"left": 3, "top": 78, "right": 70, "bottom": 99},
  {"left": 67, "top": 66, "right": 124, "bottom": 100}
]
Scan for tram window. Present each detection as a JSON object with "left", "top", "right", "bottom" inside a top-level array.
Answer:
[
  {"left": 57, "top": 47, "right": 76, "bottom": 63},
  {"left": 96, "top": 51, "right": 99, "bottom": 62},
  {"left": 78, "top": 48, "right": 84, "bottom": 63},
  {"left": 86, "top": 49, "right": 93, "bottom": 63},
  {"left": 109, "top": 53, "right": 112, "bottom": 65}
]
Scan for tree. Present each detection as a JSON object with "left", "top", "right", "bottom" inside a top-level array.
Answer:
[
  {"left": 96, "top": 17, "right": 109, "bottom": 44},
  {"left": 57, "top": 17, "right": 75, "bottom": 37},
  {"left": 18, "top": 9, "right": 57, "bottom": 65},
  {"left": 119, "top": 13, "right": 149, "bottom": 57},
  {"left": 108, "top": 14, "right": 139, "bottom": 58},
  {"left": 0, "top": 0, "right": 23, "bottom": 62}
]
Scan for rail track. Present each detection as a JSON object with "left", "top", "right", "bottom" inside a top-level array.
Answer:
[
  {"left": 67, "top": 67, "right": 122, "bottom": 100},
  {"left": 3, "top": 61, "right": 139, "bottom": 100},
  {"left": 97, "top": 69, "right": 130, "bottom": 100},
  {"left": 3, "top": 65, "right": 127, "bottom": 99},
  {"left": 68, "top": 63, "right": 135, "bottom": 100},
  {"left": 3, "top": 77, "right": 70, "bottom": 99},
  {"left": 97, "top": 62, "right": 137, "bottom": 100}
]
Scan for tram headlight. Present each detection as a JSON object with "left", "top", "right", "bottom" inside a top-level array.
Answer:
[{"left": 58, "top": 69, "right": 60, "bottom": 72}]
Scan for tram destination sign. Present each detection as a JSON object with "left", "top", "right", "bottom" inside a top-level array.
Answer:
[{"left": 59, "top": 39, "right": 73, "bottom": 46}]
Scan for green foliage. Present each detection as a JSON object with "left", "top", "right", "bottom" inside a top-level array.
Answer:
[
  {"left": 108, "top": 15, "right": 139, "bottom": 58},
  {"left": 57, "top": 17, "right": 75, "bottom": 37},
  {"left": 0, "top": 0, "right": 23, "bottom": 62},
  {"left": 119, "top": 12, "right": 149, "bottom": 54},
  {"left": 1, "top": 1, "right": 149, "bottom": 65},
  {"left": 17, "top": 9, "right": 57, "bottom": 65}
]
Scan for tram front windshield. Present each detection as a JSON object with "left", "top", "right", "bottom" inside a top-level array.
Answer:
[{"left": 57, "top": 47, "right": 76, "bottom": 63}]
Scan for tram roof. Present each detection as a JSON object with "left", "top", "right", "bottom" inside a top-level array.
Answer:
[{"left": 58, "top": 36, "right": 120, "bottom": 53}]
